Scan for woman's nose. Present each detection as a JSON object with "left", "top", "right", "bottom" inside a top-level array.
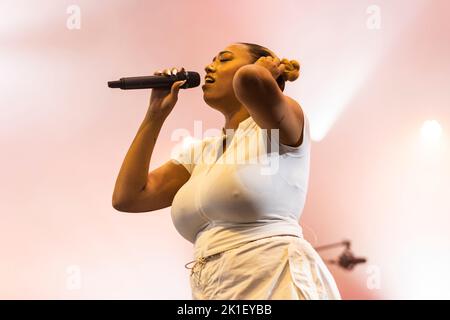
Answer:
[{"left": 205, "top": 64, "right": 215, "bottom": 73}]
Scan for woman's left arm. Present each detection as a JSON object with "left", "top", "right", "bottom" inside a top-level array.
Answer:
[{"left": 232, "top": 61, "right": 304, "bottom": 147}]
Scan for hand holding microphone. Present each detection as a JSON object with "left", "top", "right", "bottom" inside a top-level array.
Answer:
[
  {"left": 148, "top": 67, "right": 187, "bottom": 120},
  {"left": 108, "top": 67, "right": 200, "bottom": 120}
]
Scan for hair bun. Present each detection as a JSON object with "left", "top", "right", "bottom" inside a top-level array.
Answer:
[{"left": 280, "top": 58, "right": 300, "bottom": 82}]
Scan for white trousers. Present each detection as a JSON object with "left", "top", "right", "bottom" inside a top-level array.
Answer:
[{"left": 188, "top": 235, "right": 341, "bottom": 300}]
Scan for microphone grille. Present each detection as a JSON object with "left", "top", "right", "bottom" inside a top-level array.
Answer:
[{"left": 185, "top": 71, "right": 201, "bottom": 88}]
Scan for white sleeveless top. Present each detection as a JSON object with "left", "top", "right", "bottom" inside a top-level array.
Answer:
[{"left": 170, "top": 113, "right": 311, "bottom": 259}]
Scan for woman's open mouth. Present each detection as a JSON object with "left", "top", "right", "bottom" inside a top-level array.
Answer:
[{"left": 204, "top": 75, "right": 215, "bottom": 84}]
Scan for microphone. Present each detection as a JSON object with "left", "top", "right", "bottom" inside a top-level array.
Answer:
[
  {"left": 107, "top": 70, "right": 200, "bottom": 90},
  {"left": 315, "top": 239, "right": 367, "bottom": 271},
  {"left": 335, "top": 250, "right": 367, "bottom": 270}
]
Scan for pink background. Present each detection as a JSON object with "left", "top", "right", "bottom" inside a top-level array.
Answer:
[{"left": 1, "top": 0, "right": 450, "bottom": 299}]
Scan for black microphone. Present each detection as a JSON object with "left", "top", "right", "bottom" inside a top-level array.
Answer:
[
  {"left": 337, "top": 250, "right": 367, "bottom": 270},
  {"left": 107, "top": 70, "right": 200, "bottom": 90}
]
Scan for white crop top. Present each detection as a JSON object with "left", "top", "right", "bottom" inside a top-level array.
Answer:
[{"left": 170, "top": 112, "right": 311, "bottom": 258}]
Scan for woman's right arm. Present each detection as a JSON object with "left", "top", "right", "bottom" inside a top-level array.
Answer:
[{"left": 112, "top": 67, "right": 190, "bottom": 213}]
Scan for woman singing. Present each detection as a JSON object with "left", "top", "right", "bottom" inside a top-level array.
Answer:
[{"left": 112, "top": 42, "right": 341, "bottom": 300}]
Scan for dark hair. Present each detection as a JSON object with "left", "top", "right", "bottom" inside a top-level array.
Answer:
[{"left": 237, "top": 42, "right": 286, "bottom": 92}]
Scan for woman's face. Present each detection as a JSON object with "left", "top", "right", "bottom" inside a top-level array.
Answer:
[{"left": 202, "top": 44, "right": 254, "bottom": 110}]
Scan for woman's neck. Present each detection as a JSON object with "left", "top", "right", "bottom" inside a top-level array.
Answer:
[{"left": 222, "top": 107, "right": 250, "bottom": 133}]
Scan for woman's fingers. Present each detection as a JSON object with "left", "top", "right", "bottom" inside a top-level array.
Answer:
[
  {"left": 155, "top": 67, "right": 185, "bottom": 76},
  {"left": 162, "top": 68, "right": 178, "bottom": 76}
]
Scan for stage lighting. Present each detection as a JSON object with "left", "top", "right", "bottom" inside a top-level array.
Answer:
[{"left": 421, "top": 120, "right": 442, "bottom": 145}]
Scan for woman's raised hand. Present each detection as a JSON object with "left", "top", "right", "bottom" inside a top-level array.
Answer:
[{"left": 148, "top": 67, "right": 186, "bottom": 120}]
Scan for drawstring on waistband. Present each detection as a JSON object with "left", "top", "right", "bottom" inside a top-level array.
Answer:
[
  {"left": 184, "top": 234, "right": 301, "bottom": 286},
  {"left": 184, "top": 253, "right": 222, "bottom": 287},
  {"left": 184, "top": 256, "right": 207, "bottom": 274}
]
